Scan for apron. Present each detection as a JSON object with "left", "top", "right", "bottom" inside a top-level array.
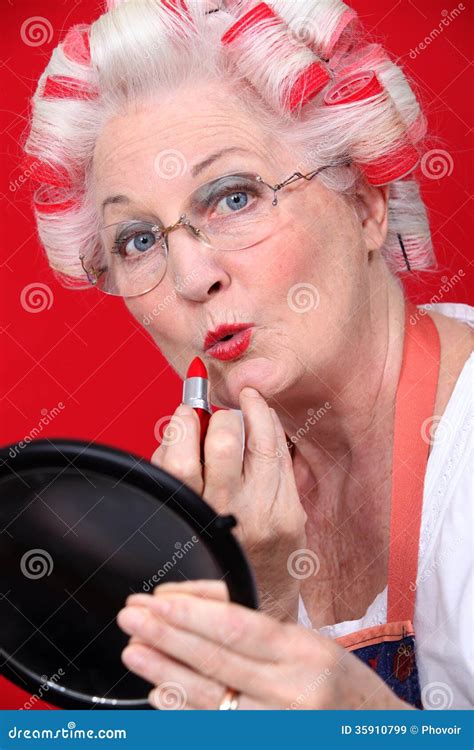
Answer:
[
  {"left": 333, "top": 299, "right": 441, "bottom": 709},
  {"left": 289, "top": 299, "right": 441, "bottom": 710}
]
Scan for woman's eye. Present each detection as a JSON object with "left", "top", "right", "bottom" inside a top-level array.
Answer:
[
  {"left": 215, "top": 190, "right": 249, "bottom": 215},
  {"left": 112, "top": 228, "right": 159, "bottom": 257}
]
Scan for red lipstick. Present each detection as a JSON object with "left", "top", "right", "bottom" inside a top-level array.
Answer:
[{"left": 183, "top": 356, "right": 212, "bottom": 464}]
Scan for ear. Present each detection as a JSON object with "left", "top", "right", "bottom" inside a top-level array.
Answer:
[{"left": 353, "top": 180, "right": 390, "bottom": 257}]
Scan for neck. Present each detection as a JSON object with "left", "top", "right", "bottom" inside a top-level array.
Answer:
[{"left": 274, "top": 266, "right": 407, "bottom": 515}]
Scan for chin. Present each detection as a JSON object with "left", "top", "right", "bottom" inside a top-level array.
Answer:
[{"left": 209, "top": 356, "right": 288, "bottom": 408}]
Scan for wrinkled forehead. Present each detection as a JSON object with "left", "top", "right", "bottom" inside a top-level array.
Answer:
[{"left": 92, "top": 83, "right": 286, "bottom": 204}]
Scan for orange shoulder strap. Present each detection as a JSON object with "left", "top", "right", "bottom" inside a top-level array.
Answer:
[{"left": 387, "top": 300, "right": 441, "bottom": 622}]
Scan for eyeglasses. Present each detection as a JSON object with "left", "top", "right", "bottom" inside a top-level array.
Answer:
[{"left": 80, "top": 163, "right": 346, "bottom": 298}]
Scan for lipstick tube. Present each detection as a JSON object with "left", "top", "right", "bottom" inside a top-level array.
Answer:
[{"left": 182, "top": 357, "right": 212, "bottom": 464}]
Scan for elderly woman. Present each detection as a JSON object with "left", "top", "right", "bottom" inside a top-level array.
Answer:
[{"left": 24, "top": 0, "right": 472, "bottom": 711}]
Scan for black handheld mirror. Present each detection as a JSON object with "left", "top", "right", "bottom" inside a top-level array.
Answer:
[{"left": 0, "top": 439, "right": 259, "bottom": 710}]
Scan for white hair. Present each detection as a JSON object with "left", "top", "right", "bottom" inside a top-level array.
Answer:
[{"left": 22, "top": 0, "right": 437, "bottom": 286}]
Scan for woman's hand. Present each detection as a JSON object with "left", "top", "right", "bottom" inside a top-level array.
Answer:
[
  {"left": 151, "top": 387, "right": 308, "bottom": 622},
  {"left": 117, "top": 580, "right": 413, "bottom": 710}
]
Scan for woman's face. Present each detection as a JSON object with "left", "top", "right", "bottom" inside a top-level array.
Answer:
[{"left": 92, "top": 81, "right": 387, "bottom": 409}]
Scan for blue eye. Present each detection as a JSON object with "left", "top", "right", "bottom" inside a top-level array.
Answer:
[
  {"left": 111, "top": 225, "right": 161, "bottom": 258},
  {"left": 219, "top": 191, "right": 249, "bottom": 213}
]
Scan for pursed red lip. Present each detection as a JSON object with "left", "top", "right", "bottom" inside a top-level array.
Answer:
[{"left": 203, "top": 323, "right": 255, "bottom": 352}]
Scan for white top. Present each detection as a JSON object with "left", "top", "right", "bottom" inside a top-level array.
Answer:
[{"left": 298, "top": 302, "right": 474, "bottom": 709}]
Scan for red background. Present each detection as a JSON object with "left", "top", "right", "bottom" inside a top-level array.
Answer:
[{"left": 1, "top": 0, "right": 472, "bottom": 709}]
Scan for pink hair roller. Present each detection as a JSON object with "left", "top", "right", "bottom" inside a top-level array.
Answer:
[
  {"left": 221, "top": 2, "right": 279, "bottom": 46},
  {"left": 287, "top": 61, "right": 331, "bottom": 111},
  {"left": 323, "top": 8, "right": 357, "bottom": 59},
  {"left": 42, "top": 75, "right": 99, "bottom": 101},
  {"left": 20, "top": 154, "right": 73, "bottom": 188},
  {"left": 359, "top": 141, "right": 420, "bottom": 186},
  {"left": 324, "top": 71, "right": 383, "bottom": 105},
  {"left": 334, "top": 43, "right": 390, "bottom": 78},
  {"left": 222, "top": 3, "right": 330, "bottom": 112},
  {"left": 33, "top": 185, "right": 79, "bottom": 214},
  {"left": 62, "top": 25, "right": 91, "bottom": 65}
]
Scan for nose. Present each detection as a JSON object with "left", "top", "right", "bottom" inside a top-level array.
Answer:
[{"left": 165, "top": 223, "right": 231, "bottom": 302}]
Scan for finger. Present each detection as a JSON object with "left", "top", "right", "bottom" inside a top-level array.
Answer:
[
  {"left": 116, "top": 604, "right": 281, "bottom": 701},
  {"left": 203, "top": 410, "right": 244, "bottom": 505},
  {"left": 121, "top": 642, "right": 225, "bottom": 710},
  {"left": 239, "top": 388, "right": 279, "bottom": 481},
  {"left": 270, "top": 408, "right": 294, "bottom": 472},
  {"left": 151, "top": 404, "right": 203, "bottom": 496},
  {"left": 126, "top": 579, "right": 230, "bottom": 607},
  {"left": 119, "top": 593, "right": 289, "bottom": 661}
]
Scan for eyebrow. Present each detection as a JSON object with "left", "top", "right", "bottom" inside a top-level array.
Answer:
[{"left": 100, "top": 146, "right": 253, "bottom": 216}]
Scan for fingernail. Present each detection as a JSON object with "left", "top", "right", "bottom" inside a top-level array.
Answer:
[
  {"left": 241, "top": 387, "right": 260, "bottom": 398},
  {"left": 119, "top": 607, "right": 145, "bottom": 630}
]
